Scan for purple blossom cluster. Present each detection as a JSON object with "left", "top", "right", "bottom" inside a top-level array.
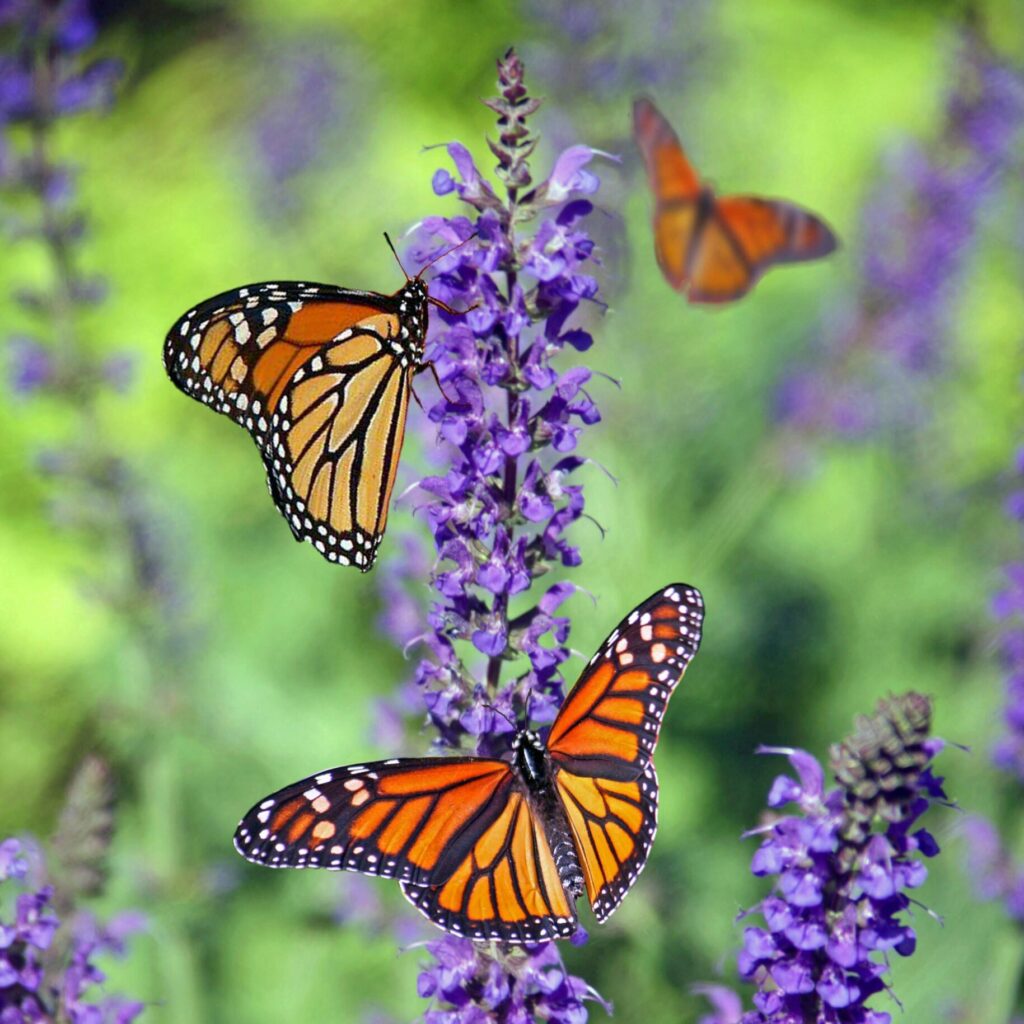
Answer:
[
  {"left": 395, "top": 49, "right": 608, "bottom": 755},
  {"left": 416, "top": 937, "right": 608, "bottom": 1024},
  {"left": 704, "top": 693, "right": 947, "bottom": 1024},
  {"left": 0, "top": 838, "right": 144, "bottom": 1024},
  {"left": 961, "top": 817, "right": 1024, "bottom": 924},
  {"left": 249, "top": 43, "right": 350, "bottom": 217},
  {"left": 378, "top": 49, "right": 607, "bottom": 1022},
  {"left": 776, "top": 34, "right": 1024, "bottom": 440},
  {"left": 2, "top": 0, "right": 122, "bottom": 398},
  {"left": 521, "top": 0, "right": 714, "bottom": 149}
]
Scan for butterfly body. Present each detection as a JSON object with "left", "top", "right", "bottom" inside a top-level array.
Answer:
[
  {"left": 633, "top": 96, "right": 838, "bottom": 303},
  {"left": 234, "top": 583, "right": 705, "bottom": 942},
  {"left": 510, "top": 729, "right": 586, "bottom": 901},
  {"left": 164, "top": 277, "right": 430, "bottom": 570}
]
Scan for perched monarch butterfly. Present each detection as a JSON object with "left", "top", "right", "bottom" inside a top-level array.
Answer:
[
  {"left": 162, "top": 238, "right": 467, "bottom": 571},
  {"left": 633, "top": 96, "right": 838, "bottom": 304},
  {"left": 234, "top": 583, "right": 704, "bottom": 943}
]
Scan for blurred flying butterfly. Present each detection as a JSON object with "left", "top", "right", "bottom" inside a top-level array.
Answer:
[
  {"left": 633, "top": 97, "right": 838, "bottom": 304},
  {"left": 234, "top": 583, "right": 705, "bottom": 943},
  {"left": 163, "top": 236, "right": 470, "bottom": 571}
]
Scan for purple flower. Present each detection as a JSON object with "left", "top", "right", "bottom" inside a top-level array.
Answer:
[
  {"left": 963, "top": 360, "right": 1024, "bottom": 924},
  {"left": 249, "top": 44, "right": 350, "bottom": 216},
  {"left": 417, "top": 936, "right": 609, "bottom": 1024},
  {"left": 0, "top": 837, "right": 144, "bottom": 1022},
  {"left": 7, "top": 336, "right": 53, "bottom": 394},
  {"left": 776, "top": 34, "right": 1024, "bottom": 441},
  {"left": 703, "top": 693, "right": 946, "bottom": 1023},
  {"left": 386, "top": 48, "right": 609, "bottom": 752}
]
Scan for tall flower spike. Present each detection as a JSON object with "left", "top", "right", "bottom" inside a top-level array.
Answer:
[
  {"left": 703, "top": 693, "right": 947, "bottom": 1023},
  {"left": 378, "top": 49, "right": 609, "bottom": 1021},
  {"left": 775, "top": 34, "right": 1024, "bottom": 442},
  {"left": 963, "top": 408, "right": 1024, "bottom": 922}
]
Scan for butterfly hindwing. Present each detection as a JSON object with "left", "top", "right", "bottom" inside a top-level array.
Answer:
[
  {"left": 555, "top": 761, "right": 659, "bottom": 921},
  {"left": 400, "top": 787, "right": 579, "bottom": 943},
  {"left": 234, "top": 756, "right": 514, "bottom": 885},
  {"left": 164, "top": 279, "right": 427, "bottom": 570},
  {"left": 546, "top": 583, "right": 705, "bottom": 779}
]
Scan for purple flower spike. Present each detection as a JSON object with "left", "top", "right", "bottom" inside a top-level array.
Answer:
[
  {"left": 382, "top": 48, "right": 609, "bottom": 756},
  {"left": 417, "top": 937, "right": 608, "bottom": 1024},
  {"left": 776, "top": 33, "right": 1024, "bottom": 443},
  {"left": 375, "top": 49, "right": 607, "bottom": 1018},
  {"left": 704, "top": 694, "right": 948, "bottom": 1023},
  {"left": 0, "top": 832, "right": 144, "bottom": 1022}
]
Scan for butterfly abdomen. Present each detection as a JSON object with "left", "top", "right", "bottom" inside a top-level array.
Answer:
[{"left": 513, "top": 733, "right": 585, "bottom": 902}]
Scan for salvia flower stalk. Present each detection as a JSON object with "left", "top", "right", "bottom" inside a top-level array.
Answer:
[
  {"left": 382, "top": 48, "right": 609, "bottom": 1022},
  {"left": 961, "top": 434, "right": 1024, "bottom": 924},
  {"left": 776, "top": 33, "right": 1024, "bottom": 441},
  {"left": 2, "top": 0, "right": 187, "bottom": 653},
  {"left": 705, "top": 693, "right": 947, "bottom": 1024},
  {"left": 0, "top": 759, "right": 144, "bottom": 1023}
]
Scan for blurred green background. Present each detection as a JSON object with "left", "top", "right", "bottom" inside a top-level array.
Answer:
[{"left": 2, "top": 0, "right": 1024, "bottom": 1021}]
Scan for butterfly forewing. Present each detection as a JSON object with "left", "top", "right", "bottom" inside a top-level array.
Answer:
[
  {"left": 234, "top": 756, "right": 513, "bottom": 884},
  {"left": 164, "top": 280, "right": 426, "bottom": 570},
  {"left": 545, "top": 583, "right": 704, "bottom": 923},
  {"left": 555, "top": 762, "right": 659, "bottom": 921},
  {"left": 632, "top": 96, "right": 701, "bottom": 203},
  {"left": 547, "top": 583, "right": 705, "bottom": 779}
]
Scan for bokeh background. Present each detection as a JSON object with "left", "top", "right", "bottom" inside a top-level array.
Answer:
[{"left": 3, "top": 0, "right": 1024, "bottom": 1021}]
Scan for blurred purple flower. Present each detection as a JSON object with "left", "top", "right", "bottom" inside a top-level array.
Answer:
[
  {"left": 522, "top": 0, "right": 714, "bottom": 128},
  {"left": 701, "top": 694, "right": 946, "bottom": 1023},
  {"left": 961, "top": 816, "right": 1024, "bottom": 922},
  {"left": 963, "top": 395, "right": 1024, "bottom": 923},
  {"left": 776, "top": 34, "right": 1024, "bottom": 440},
  {"left": 8, "top": 336, "right": 53, "bottom": 394},
  {"left": 249, "top": 44, "right": 351, "bottom": 217},
  {"left": 0, "top": 838, "right": 145, "bottom": 1023},
  {"left": 993, "top": 556, "right": 1024, "bottom": 782}
]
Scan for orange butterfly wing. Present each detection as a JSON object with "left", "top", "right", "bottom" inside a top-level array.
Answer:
[
  {"left": 235, "top": 757, "right": 514, "bottom": 884},
  {"left": 547, "top": 584, "right": 705, "bottom": 918},
  {"left": 633, "top": 97, "right": 838, "bottom": 303},
  {"left": 687, "top": 197, "right": 838, "bottom": 304},
  {"left": 633, "top": 96, "right": 703, "bottom": 291},
  {"left": 400, "top": 788, "right": 578, "bottom": 942},
  {"left": 235, "top": 756, "right": 578, "bottom": 943},
  {"left": 164, "top": 281, "right": 426, "bottom": 569}
]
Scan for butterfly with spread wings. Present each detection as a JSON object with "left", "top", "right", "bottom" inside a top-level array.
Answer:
[
  {"left": 234, "top": 583, "right": 704, "bottom": 942},
  {"left": 633, "top": 97, "right": 838, "bottom": 304},
  {"left": 163, "top": 239, "right": 467, "bottom": 571}
]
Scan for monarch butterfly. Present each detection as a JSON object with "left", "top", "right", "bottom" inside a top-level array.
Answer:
[
  {"left": 633, "top": 96, "right": 838, "bottom": 304},
  {"left": 234, "top": 583, "right": 705, "bottom": 943},
  {"left": 162, "top": 238, "right": 467, "bottom": 571}
]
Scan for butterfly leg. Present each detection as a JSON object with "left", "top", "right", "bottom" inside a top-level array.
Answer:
[{"left": 417, "top": 361, "right": 457, "bottom": 405}]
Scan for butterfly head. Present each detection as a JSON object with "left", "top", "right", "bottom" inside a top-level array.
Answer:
[{"left": 396, "top": 278, "right": 430, "bottom": 343}]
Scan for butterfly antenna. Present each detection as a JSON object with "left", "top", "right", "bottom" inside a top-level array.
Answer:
[
  {"left": 415, "top": 231, "right": 478, "bottom": 279},
  {"left": 481, "top": 702, "right": 517, "bottom": 730},
  {"left": 383, "top": 232, "right": 410, "bottom": 280}
]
